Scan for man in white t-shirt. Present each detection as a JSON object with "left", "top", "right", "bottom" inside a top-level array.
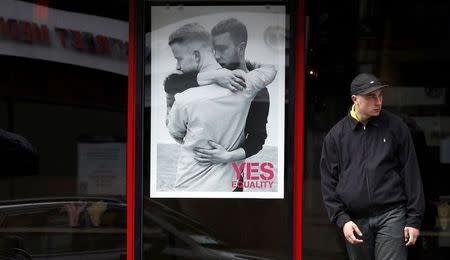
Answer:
[{"left": 166, "top": 23, "right": 276, "bottom": 191}]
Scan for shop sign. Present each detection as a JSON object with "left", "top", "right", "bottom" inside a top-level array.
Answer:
[{"left": 0, "top": 0, "right": 128, "bottom": 75}]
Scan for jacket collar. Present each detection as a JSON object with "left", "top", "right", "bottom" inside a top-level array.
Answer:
[{"left": 348, "top": 109, "right": 383, "bottom": 130}]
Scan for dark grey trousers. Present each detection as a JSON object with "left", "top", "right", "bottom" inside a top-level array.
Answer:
[{"left": 345, "top": 206, "right": 407, "bottom": 260}]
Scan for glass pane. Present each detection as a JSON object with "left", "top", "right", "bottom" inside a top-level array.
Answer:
[
  {"left": 0, "top": 0, "right": 128, "bottom": 259},
  {"left": 304, "top": 0, "right": 450, "bottom": 259},
  {"left": 144, "top": 2, "right": 294, "bottom": 259}
]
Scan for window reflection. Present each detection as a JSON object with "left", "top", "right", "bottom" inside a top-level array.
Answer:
[
  {"left": 305, "top": 0, "right": 450, "bottom": 259},
  {"left": 0, "top": 199, "right": 126, "bottom": 257},
  {"left": 0, "top": 129, "right": 39, "bottom": 177},
  {"left": 0, "top": 0, "right": 128, "bottom": 258}
]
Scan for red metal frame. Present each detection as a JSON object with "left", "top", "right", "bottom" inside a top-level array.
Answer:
[
  {"left": 294, "top": 0, "right": 305, "bottom": 259},
  {"left": 126, "top": 0, "right": 136, "bottom": 259},
  {"left": 126, "top": 0, "right": 305, "bottom": 259}
]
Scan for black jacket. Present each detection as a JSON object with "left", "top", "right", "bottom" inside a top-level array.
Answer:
[{"left": 320, "top": 110, "right": 425, "bottom": 229}]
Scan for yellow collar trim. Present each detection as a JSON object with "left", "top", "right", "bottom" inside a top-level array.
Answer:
[{"left": 350, "top": 104, "right": 361, "bottom": 122}]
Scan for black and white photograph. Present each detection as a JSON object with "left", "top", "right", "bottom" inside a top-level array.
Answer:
[{"left": 148, "top": 6, "right": 286, "bottom": 198}]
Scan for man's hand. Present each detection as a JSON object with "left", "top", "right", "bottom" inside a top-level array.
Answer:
[
  {"left": 194, "top": 141, "right": 231, "bottom": 164},
  {"left": 343, "top": 221, "right": 364, "bottom": 244},
  {"left": 210, "top": 69, "right": 246, "bottom": 92},
  {"left": 404, "top": 227, "right": 420, "bottom": 246},
  {"left": 231, "top": 69, "right": 246, "bottom": 80}
]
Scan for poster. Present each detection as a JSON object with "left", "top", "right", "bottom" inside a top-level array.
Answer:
[
  {"left": 149, "top": 5, "right": 286, "bottom": 198},
  {"left": 77, "top": 142, "right": 126, "bottom": 196}
]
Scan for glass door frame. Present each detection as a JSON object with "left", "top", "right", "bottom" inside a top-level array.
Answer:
[{"left": 127, "top": 0, "right": 305, "bottom": 259}]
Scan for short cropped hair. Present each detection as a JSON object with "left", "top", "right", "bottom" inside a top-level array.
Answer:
[
  {"left": 168, "top": 23, "right": 211, "bottom": 46},
  {"left": 211, "top": 18, "right": 248, "bottom": 46}
]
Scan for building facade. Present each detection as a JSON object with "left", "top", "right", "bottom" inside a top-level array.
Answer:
[{"left": 0, "top": 0, "right": 449, "bottom": 259}]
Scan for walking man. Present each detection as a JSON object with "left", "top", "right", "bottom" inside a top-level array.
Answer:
[{"left": 320, "top": 73, "right": 425, "bottom": 260}]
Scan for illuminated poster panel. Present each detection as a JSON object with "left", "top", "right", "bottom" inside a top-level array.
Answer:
[{"left": 149, "top": 5, "right": 286, "bottom": 198}]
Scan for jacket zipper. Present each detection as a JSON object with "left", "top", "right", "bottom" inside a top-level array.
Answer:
[{"left": 362, "top": 124, "right": 372, "bottom": 213}]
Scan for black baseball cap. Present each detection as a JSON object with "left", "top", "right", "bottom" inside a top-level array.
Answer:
[{"left": 350, "top": 73, "right": 388, "bottom": 95}]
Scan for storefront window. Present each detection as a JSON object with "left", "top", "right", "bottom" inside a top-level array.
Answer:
[
  {"left": 0, "top": 0, "right": 128, "bottom": 258},
  {"left": 304, "top": 0, "right": 450, "bottom": 259},
  {"left": 143, "top": 0, "right": 296, "bottom": 259}
]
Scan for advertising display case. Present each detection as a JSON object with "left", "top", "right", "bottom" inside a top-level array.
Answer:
[{"left": 128, "top": 0, "right": 303, "bottom": 259}]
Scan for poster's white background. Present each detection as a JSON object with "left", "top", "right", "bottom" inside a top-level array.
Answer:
[{"left": 149, "top": 6, "right": 286, "bottom": 198}]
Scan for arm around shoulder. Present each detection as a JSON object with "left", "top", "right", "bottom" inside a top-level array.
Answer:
[{"left": 241, "top": 64, "right": 277, "bottom": 95}]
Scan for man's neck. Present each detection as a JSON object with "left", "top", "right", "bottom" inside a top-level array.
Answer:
[
  {"left": 226, "top": 58, "right": 248, "bottom": 72},
  {"left": 237, "top": 60, "right": 248, "bottom": 72},
  {"left": 351, "top": 104, "right": 370, "bottom": 124},
  {"left": 199, "top": 59, "right": 221, "bottom": 72},
  {"left": 356, "top": 110, "right": 370, "bottom": 124}
]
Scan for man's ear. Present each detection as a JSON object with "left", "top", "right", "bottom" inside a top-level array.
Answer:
[
  {"left": 351, "top": 95, "right": 358, "bottom": 104},
  {"left": 193, "top": 50, "right": 201, "bottom": 63},
  {"left": 238, "top": 42, "right": 246, "bottom": 58}
]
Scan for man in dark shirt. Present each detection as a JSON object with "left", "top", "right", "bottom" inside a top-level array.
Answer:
[
  {"left": 320, "top": 73, "right": 425, "bottom": 260},
  {"left": 164, "top": 18, "right": 271, "bottom": 190}
]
